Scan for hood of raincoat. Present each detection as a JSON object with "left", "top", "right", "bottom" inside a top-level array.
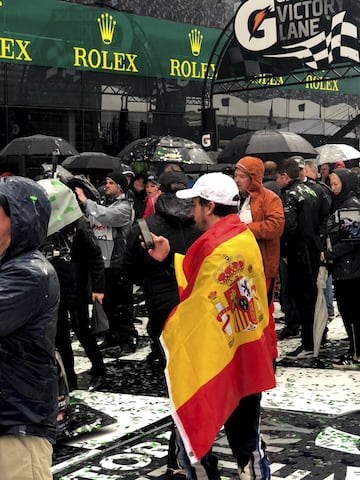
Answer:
[
  {"left": 155, "top": 192, "right": 194, "bottom": 225},
  {"left": 235, "top": 156, "right": 264, "bottom": 193},
  {"left": 331, "top": 168, "right": 358, "bottom": 211},
  {"left": 0, "top": 176, "right": 51, "bottom": 263}
]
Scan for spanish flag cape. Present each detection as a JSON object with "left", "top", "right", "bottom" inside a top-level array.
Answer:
[{"left": 160, "top": 214, "right": 276, "bottom": 464}]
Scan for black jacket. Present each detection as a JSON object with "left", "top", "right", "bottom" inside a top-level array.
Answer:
[
  {"left": 0, "top": 177, "right": 59, "bottom": 443},
  {"left": 44, "top": 216, "right": 105, "bottom": 303},
  {"left": 67, "top": 216, "right": 105, "bottom": 298},
  {"left": 305, "top": 177, "right": 332, "bottom": 244},
  {"left": 280, "top": 178, "right": 321, "bottom": 266},
  {"left": 124, "top": 193, "right": 200, "bottom": 317},
  {"left": 325, "top": 169, "right": 360, "bottom": 280},
  {"left": 130, "top": 188, "right": 146, "bottom": 219},
  {"left": 263, "top": 175, "right": 280, "bottom": 196}
]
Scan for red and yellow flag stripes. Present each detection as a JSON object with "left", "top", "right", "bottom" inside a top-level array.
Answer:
[{"left": 160, "top": 215, "right": 276, "bottom": 463}]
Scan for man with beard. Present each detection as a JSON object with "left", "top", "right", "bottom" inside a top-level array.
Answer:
[{"left": 147, "top": 173, "right": 275, "bottom": 480}]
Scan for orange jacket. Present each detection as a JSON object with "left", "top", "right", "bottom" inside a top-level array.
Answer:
[
  {"left": 236, "top": 156, "right": 285, "bottom": 360},
  {"left": 236, "top": 156, "right": 284, "bottom": 279}
]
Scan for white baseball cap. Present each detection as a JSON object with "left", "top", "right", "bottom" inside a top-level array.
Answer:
[{"left": 176, "top": 172, "right": 239, "bottom": 206}]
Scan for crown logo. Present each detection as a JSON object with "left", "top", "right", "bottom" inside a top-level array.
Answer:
[
  {"left": 188, "top": 29, "right": 203, "bottom": 57},
  {"left": 216, "top": 256, "right": 245, "bottom": 286},
  {"left": 98, "top": 13, "right": 116, "bottom": 45}
]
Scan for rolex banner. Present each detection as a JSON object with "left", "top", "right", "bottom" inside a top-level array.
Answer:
[
  {"left": 0, "top": 0, "right": 223, "bottom": 82},
  {"left": 160, "top": 215, "right": 276, "bottom": 463}
]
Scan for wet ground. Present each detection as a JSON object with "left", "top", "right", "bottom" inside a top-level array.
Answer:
[{"left": 53, "top": 298, "right": 360, "bottom": 480}]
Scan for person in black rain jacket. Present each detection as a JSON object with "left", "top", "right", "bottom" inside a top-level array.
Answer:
[
  {"left": 325, "top": 168, "right": 360, "bottom": 369},
  {"left": 276, "top": 158, "right": 321, "bottom": 358},
  {"left": 0, "top": 176, "right": 59, "bottom": 480}
]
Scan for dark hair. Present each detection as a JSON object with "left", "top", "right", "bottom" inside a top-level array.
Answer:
[
  {"left": 276, "top": 158, "right": 300, "bottom": 179},
  {"left": 134, "top": 173, "right": 147, "bottom": 182},
  {"left": 263, "top": 161, "right": 277, "bottom": 176},
  {"left": 198, "top": 197, "right": 237, "bottom": 217}
]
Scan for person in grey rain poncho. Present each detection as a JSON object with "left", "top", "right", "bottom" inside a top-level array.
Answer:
[
  {"left": 0, "top": 176, "right": 59, "bottom": 480},
  {"left": 75, "top": 171, "right": 138, "bottom": 350}
]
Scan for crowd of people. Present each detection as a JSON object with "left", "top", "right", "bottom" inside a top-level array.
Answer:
[{"left": 1, "top": 153, "right": 360, "bottom": 480}]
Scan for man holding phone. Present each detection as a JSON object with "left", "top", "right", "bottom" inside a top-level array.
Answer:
[{"left": 147, "top": 172, "right": 275, "bottom": 480}]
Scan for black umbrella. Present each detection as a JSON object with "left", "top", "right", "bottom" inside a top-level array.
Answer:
[
  {"left": 0, "top": 134, "right": 78, "bottom": 157},
  {"left": 217, "top": 129, "right": 317, "bottom": 164},
  {"left": 118, "top": 135, "right": 216, "bottom": 165},
  {"left": 62, "top": 152, "right": 131, "bottom": 172},
  {"left": 0, "top": 134, "right": 79, "bottom": 178}
]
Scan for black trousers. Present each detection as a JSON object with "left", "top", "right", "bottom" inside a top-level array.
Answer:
[
  {"left": 56, "top": 296, "right": 105, "bottom": 386},
  {"left": 224, "top": 393, "right": 269, "bottom": 476},
  {"left": 279, "top": 258, "right": 301, "bottom": 330},
  {"left": 102, "top": 268, "right": 136, "bottom": 342},
  {"left": 146, "top": 307, "right": 170, "bottom": 361},
  {"left": 71, "top": 302, "right": 105, "bottom": 371},
  {"left": 334, "top": 278, "right": 360, "bottom": 356},
  {"left": 287, "top": 258, "right": 319, "bottom": 350},
  {"left": 167, "top": 393, "right": 269, "bottom": 480},
  {"left": 56, "top": 301, "right": 77, "bottom": 387}
]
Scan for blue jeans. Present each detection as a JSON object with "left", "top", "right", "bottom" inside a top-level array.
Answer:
[{"left": 324, "top": 274, "right": 334, "bottom": 315}]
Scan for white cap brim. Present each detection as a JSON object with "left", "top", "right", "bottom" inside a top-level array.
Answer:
[{"left": 176, "top": 187, "right": 198, "bottom": 200}]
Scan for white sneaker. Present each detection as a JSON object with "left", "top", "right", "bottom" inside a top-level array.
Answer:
[{"left": 285, "top": 345, "right": 314, "bottom": 359}]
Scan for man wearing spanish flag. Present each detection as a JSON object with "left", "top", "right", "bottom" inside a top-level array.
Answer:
[{"left": 148, "top": 172, "right": 276, "bottom": 480}]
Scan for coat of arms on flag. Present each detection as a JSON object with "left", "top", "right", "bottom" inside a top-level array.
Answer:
[
  {"left": 206, "top": 255, "right": 266, "bottom": 349},
  {"left": 223, "top": 277, "right": 259, "bottom": 332}
]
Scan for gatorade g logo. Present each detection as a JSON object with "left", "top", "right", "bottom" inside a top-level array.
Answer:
[
  {"left": 234, "top": 0, "right": 276, "bottom": 52},
  {"left": 202, "top": 134, "right": 211, "bottom": 149}
]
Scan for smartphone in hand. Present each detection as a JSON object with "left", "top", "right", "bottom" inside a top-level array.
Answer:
[{"left": 137, "top": 218, "right": 155, "bottom": 250}]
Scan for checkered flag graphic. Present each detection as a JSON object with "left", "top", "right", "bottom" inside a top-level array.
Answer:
[{"left": 265, "top": 11, "right": 359, "bottom": 69}]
